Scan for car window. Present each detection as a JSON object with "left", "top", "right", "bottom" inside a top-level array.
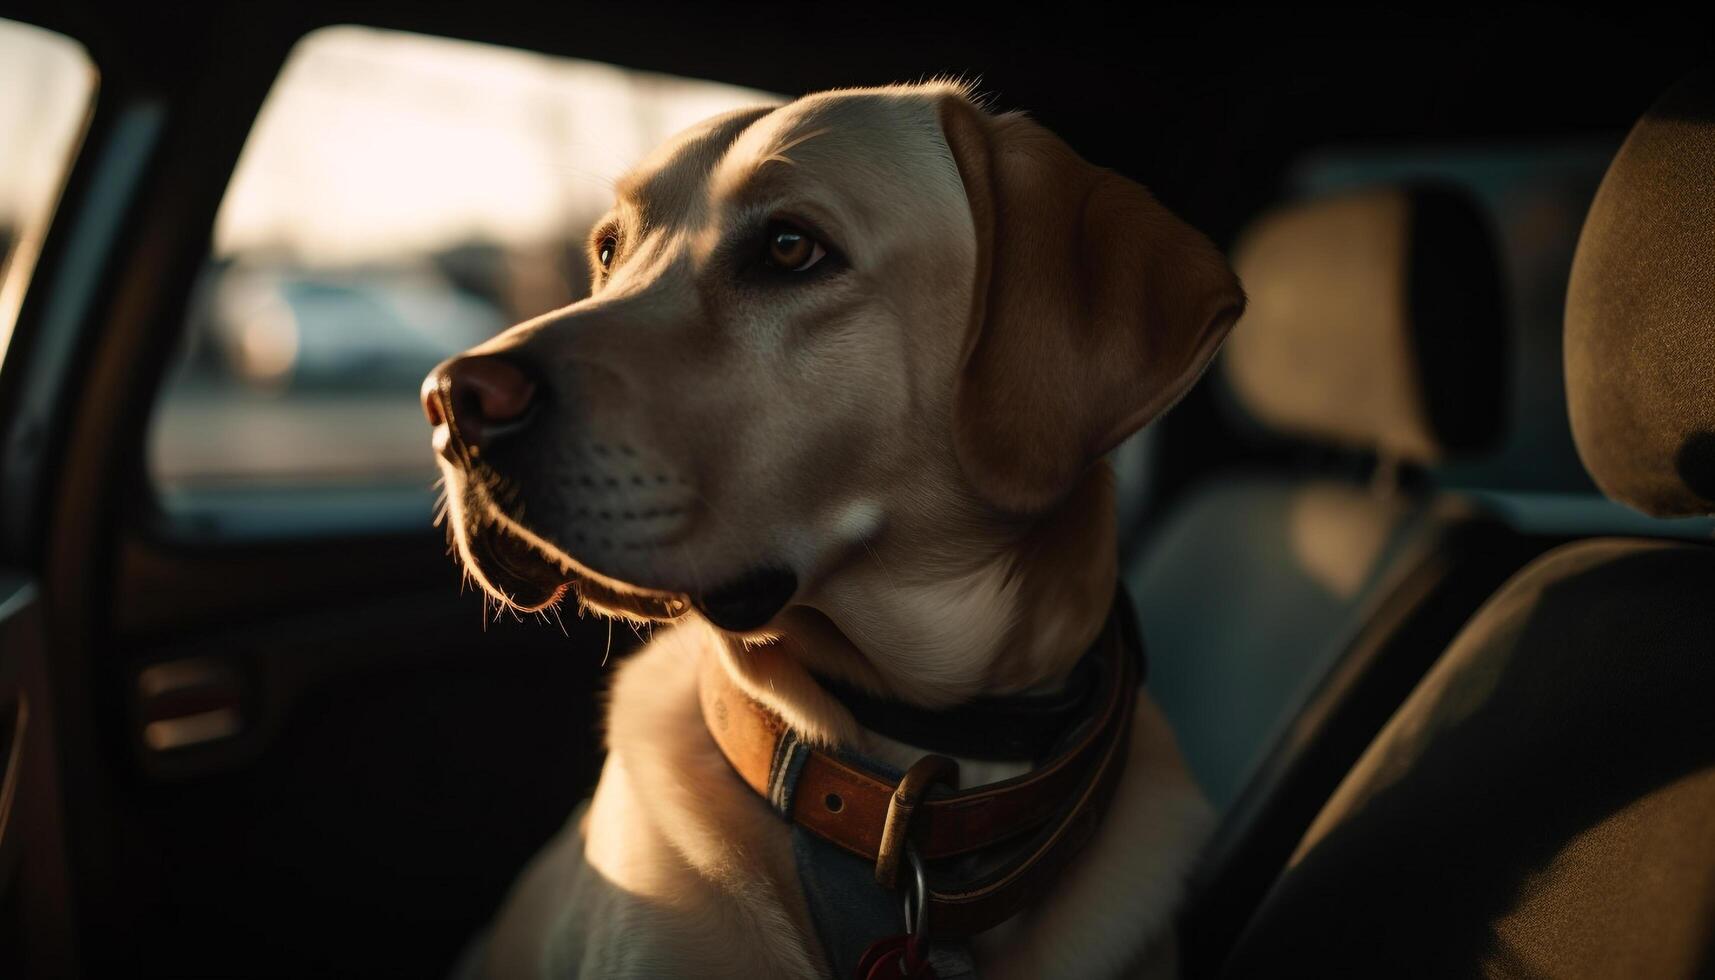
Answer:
[
  {"left": 0, "top": 19, "right": 96, "bottom": 366},
  {"left": 147, "top": 25, "right": 778, "bottom": 534}
]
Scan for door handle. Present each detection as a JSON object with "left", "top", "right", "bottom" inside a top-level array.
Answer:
[{"left": 137, "top": 658, "right": 245, "bottom": 752}]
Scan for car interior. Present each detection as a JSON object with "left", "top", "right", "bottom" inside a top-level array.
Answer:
[{"left": 0, "top": 3, "right": 1710, "bottom": 977}]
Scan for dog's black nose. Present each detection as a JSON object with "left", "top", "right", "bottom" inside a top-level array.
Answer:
[{"left": 422, "top": 354, "right": 538, "bottom": 454}]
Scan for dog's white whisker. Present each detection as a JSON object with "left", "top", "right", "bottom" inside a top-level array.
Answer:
[
  {"left": 859, "top": 539, "right": 906, "bottom": 606},
  {"left": 680, "top": 537, "right": 710, "bottom": 597},
  {"left": 757, "top": 125, "right": 831, "bottom": 170}
]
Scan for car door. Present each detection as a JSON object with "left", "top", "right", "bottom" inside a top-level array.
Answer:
[
  {"left": 0, "top": 11, "right": 781, "bottom": 976},
  {"left": 0, "top": 16, "right": 95, "bottom": 978}
]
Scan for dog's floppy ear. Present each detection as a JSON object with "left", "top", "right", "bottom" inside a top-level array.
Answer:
[{"left": 938, "top": 95, "right": 1245, "bottom": 513}]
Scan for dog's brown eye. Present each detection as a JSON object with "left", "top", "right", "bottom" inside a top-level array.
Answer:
[
  {"left": 597, "top": 235, "right": 618, "bottom": 270},
  {"left": 764, "top": 222, "right": 826, "bottom": 272}
]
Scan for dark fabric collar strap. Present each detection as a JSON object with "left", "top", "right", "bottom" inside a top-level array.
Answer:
[
  {"left": 811, "top": 653, "right": 1099, "bottom": 762},
  {"left": 699, "top": 589, "right": 1144, "bottom": 939},
  {"left": 811, "top": 600, "right": 1149, "bottom": 762}
]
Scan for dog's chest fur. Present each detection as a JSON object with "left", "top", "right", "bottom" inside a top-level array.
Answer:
[{"left": 476, "top": 620, "right": 1213, "bottom": 980}]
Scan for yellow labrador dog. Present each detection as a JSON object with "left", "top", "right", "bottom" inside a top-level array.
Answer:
[{"left": 424, "top": 81, "right": 1242, "bottom": 979}]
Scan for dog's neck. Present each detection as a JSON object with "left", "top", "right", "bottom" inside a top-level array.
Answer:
[{"left": 712, "top": 467, "right": 1119, "bottom": 763}]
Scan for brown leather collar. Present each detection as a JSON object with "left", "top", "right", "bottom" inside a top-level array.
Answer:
[{"left": 699, "top": 593, "right": 1142, "bottom": 938}]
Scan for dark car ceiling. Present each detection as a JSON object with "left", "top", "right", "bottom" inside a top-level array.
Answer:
[{"left": 8, "top": 0, "right": 1709, "bottom": 251}]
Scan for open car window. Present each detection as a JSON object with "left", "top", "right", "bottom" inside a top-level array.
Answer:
[
  {"left": 147, "top": 25, "right": 778, "bottom": 537},
  {"left": 0, "top": 18, "right": 95, "bottom": 367}
]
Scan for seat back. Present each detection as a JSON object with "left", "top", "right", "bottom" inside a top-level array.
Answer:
[
  {"left": 1222, "top": 67, "right": 1715, "bottom": 978},
  {"left": 1125, "top": 183, "right": 1521, "bottom": 971}
]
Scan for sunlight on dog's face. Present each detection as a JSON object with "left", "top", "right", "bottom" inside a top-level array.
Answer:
[{"left": 428, "top": 89, "right": 981, "bottom": 631}]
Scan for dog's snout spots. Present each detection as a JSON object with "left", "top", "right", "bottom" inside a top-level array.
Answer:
[{"left": 543, "top": 438, "right": 697, "bottom": 568}]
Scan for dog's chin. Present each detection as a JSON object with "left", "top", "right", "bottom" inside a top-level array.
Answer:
[{"left": 691, "top": 566, "right": 799, "bottom": 633}]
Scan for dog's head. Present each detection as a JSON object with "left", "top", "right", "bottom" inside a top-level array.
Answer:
[{"left": 423, "top": 83, "right": 1242, "bottom": 644}]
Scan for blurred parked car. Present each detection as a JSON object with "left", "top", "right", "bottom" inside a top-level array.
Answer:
[{"left": 201, "top": 265, "right": 505, "bottom": 390}]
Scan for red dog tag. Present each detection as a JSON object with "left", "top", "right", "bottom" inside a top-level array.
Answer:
[{"left": 856, "top": 933, "right": 938, "bottom": 979}]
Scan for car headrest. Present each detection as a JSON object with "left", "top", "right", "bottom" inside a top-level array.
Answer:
[
  {"left": 1223, "top": 184, "right": 1508, "bottom": 463},
  {"left": 1565, "top": 68, "right": 1715, "bottom": 517}
]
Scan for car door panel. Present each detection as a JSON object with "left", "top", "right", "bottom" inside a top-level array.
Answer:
[{"left": 0, "top": 574, "right": 79, "bottom": 978}]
